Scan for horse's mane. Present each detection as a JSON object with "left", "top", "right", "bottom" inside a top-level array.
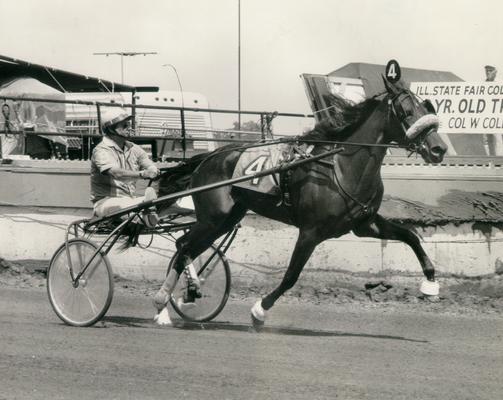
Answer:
[{"left": 303, "top": 93, "right": 381, "bottom": 141}]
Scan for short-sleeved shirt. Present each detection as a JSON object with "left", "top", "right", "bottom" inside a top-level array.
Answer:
[{"left": 90, "top": 136, "right": 155, "bottom": 203}]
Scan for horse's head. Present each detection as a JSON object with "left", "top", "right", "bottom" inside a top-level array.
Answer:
[{"left": 383, "top": 78, "right": 447, "bottom": 163}]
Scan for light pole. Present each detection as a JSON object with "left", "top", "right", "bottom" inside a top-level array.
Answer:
[
  {"left": 162, "top": 63, "right": 187, "bottom": 159},
  {"left": 93, "top": 51, "right": 158, "bottom": 83},
  {"left": 162, "top": 63, "right": 185, "bottom": 108}
]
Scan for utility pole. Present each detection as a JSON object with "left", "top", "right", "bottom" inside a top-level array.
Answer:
[
  {"left": 238, "top": 0, "right": 241, "bottom": 130},
  {"left": 93, "top": 51, "right": 157, "bottom": 83}
]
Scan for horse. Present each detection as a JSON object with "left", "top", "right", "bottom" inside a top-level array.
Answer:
[{"left": 152, "top": 77, "right": 447, "bottom": 327}]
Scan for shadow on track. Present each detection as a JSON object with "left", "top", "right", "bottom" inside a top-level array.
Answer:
[{"left": 102, "top": 316, "right": 427, "bottom": 343}]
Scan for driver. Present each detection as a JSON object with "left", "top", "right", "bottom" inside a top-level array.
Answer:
[{"left": 90, "top": 107, "right": 160, "bottom": 225}]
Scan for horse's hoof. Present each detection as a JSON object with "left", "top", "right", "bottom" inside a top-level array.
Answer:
[
  {"left": 176, "top": 297, "right": 198, "bottom": 312},
  {"left": 423, "top": 294, "right": 440, "bottom": 303},
  {"left": 154, "top": 307, "right": 172, "bottom": 326}
]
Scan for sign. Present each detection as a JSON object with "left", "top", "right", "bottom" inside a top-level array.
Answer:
[
  {"left": 385, "top": 60, "right": 401, "bottom": 83},
  {"left": 410, "top": 82, "right": 503, "bottom": 134}
]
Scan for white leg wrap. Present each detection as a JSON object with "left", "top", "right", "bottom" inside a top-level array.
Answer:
[
  {"left": 154, "top": 307, "right": 172, "bottom": 326},
  {"left": 251, "top": 300, "right": 268, "bottom": 322},
  {"left": 153, "top": 287, "right": 170, "bottom": 311},
  {"left": 187, "top": 263, "right": 201, "bottom": 286},
  {"left": 153, "top": 270, "right": 179, "bottom": 311},
  {"left": 420, "top": 279, "right": 440, "bottom": 296}
]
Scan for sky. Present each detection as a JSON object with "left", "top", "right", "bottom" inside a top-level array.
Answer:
[{"left": 1, "top": 0, "right": 502, "bottom": 132}]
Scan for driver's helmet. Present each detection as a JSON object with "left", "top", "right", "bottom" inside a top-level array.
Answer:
[{"left": 100, "top": 107, "right": 133, "bottom": 136}]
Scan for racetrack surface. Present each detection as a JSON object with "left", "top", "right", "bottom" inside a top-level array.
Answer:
[{"left": 1, "top": 268, "right": 503, "bottom": 400}]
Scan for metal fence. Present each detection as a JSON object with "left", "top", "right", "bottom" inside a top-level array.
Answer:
[{"left": 0, "top": 95, "right": 312, "bottom": 161}]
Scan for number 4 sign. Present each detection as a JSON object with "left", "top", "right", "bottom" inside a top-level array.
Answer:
[{"left": 385, "top": 59, "right": 401, "bottom": 83}]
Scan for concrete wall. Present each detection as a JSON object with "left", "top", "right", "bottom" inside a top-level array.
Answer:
[
  {"left": 2, "top": 159, "right": 503, "bottom": 281},
  {"left": 2, "top": 158, "right": 503, "bottom": 208},
  {"left": 1, "top": 206, "right": 502, "bottom": 282}
]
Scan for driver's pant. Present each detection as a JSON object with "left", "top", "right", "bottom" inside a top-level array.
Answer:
[
  {"left": 93, "top": 196, "right": 145, "bottom": 217},
  {"left": 93, "top": 188, "right": 157, "bottom": 217}
]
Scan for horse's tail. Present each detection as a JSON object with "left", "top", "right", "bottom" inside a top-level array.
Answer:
[
  {"left": 157, "top": 151, "right": 210, "bottom": 204},
  {"left": 118, "top": 221, "right": 145, "bottom": 251},
  {"left": 158, "top": 144, "right": 244, "bottom": 202}
]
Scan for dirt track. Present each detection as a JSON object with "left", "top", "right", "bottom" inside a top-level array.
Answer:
[
  {"left": 1, "top": 259, "right": 503, "bottom": 400},
  {"left": 2, "top": 257, "right": 503, "bottom": 316}
]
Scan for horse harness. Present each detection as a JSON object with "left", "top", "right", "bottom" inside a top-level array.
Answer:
[{"left": 276, "top": 142, "right": 378, "bottom": 218}]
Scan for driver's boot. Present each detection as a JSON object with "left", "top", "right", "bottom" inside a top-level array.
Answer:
[{"left": 142, "top": 187, "right": 159, "bottom": 228}]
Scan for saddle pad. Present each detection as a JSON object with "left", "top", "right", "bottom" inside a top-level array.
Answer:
[{"left": 232, "top": 143, "right": 291, "bottom": 195}]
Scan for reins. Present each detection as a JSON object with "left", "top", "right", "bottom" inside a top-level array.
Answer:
[
  {"left": 159, "top": 136, "right": 418, "bottom": 169},
  {"left": 189, "top": 91, "right": 425, "bottom": 158},
  {"left": 155, "top": 89, "right": 431, "bottom": 216}
]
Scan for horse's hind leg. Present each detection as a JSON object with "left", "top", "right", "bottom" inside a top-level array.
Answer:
[
  {"left": 251, "top": 228, "right": 320, "bottom": 328},
  {"left": 174, "top": 202, "right": 247, "bottom": 272},
  {"left": 353, "top": 214, "right": 440, "bottom": 298},
  {"left": 153, "top": 204, "right": 246, "bottom": 324}
]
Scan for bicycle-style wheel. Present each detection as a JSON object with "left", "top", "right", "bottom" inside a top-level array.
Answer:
[
  {"left": 47, "top": 238, "right": 114, "bottom": 327},
  {"left": 169, "top": 245, "right": 231, "bottom": 322}
]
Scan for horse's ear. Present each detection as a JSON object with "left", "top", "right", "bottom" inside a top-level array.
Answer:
[{"left": 382, "top": 75, "right": 399, "bottom": 95}]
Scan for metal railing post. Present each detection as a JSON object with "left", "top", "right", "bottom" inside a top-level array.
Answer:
[
  {"left": 96, "top": 104, "right": 102, "bottom": 135},
  {"left": 260, "top": 113, "right": 265, "bottom": 140},
  {"left": 131, "top": 91, "right": 136, "bottom": 132},
  {"left": 180, "top": 108, "right": 186, "bottom": 160}
]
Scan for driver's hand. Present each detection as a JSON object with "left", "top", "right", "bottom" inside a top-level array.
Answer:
[{"left": 142, "top": 168, "right": 159, "bottom": 179}]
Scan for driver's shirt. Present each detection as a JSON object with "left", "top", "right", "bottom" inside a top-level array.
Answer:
[{"left": 90, "top": 136, "right": 154, "bottom": 203}]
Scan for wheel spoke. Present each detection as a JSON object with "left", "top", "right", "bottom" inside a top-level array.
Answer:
[
  {"left": 82, "top": 287, "right": 99, "bottom": 315},
  {"left": 60, "top": 286, "right": 76, "bottom": 309}
]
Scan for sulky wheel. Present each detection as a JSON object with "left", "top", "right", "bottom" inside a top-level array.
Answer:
[
  {"left": 169, "top": 245, "right": 231, "bottom": 322},
  {"left": 47, "top": 238, "right": 114, "bottom": 327}
]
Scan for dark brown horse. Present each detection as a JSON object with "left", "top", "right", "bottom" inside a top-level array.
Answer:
[{"left": 152, "top": 78, "right": 447, "bottom": 326}]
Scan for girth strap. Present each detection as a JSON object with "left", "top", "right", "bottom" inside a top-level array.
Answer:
[
  {"left": 276, "top": 144, "right": 315, "bottom": 207},
  {"left": 332, "top": 158, "right": 378, "bottom": 217}
]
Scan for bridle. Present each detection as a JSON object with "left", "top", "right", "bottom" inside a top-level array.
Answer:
[{"left": 386, "top": 89, "right": 438, "bottom": 155}]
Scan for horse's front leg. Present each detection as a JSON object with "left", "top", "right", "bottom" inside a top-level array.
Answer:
[
  {"left": 251, "top": 228, "right": 320, "bottom": 328},
  {"left": 353, "top": 214, "right": 439, "bottom": 298}
]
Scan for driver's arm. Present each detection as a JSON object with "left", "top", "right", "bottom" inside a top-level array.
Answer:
[
  {"left": 105, "top": 159, "right": 158, "bottom": 180},
  {"left": 105, "top": 167, "right": 143, "bottom": 179},
  {"left": 137, "top": 147, "right": 159, "bottom": 179}
]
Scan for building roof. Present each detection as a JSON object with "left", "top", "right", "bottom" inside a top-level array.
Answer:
[
  {"left": 329, "top": 62, "right": 463, "bottom": 97},
  {"left": 0, "top": 54, "right": 158, "bottom": 93}
]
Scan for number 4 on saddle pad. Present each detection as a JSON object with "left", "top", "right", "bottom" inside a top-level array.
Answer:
[{"left": 232, "top": 144, "right": 292, "bottom": 195}]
